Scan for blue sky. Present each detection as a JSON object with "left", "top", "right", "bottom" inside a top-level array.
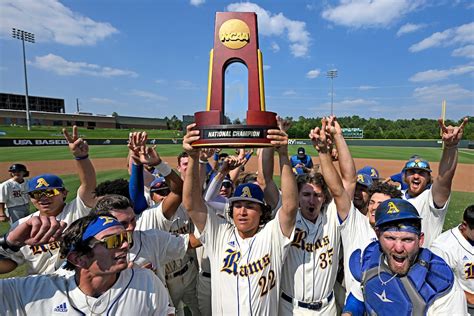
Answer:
[{"left": 0, "top": 0, "right": 472, "bottom": 121}]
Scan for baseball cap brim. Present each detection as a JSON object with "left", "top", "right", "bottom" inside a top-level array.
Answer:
[{"left": 228, "top": 196, "right": 265, "bottom": 205}]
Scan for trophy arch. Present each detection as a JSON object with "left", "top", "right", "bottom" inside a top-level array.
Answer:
[{"left": 223, "top": 59, "right": 249, "bottom": 125}]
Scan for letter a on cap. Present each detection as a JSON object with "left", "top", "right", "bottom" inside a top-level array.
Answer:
[
  {"left": 386, "top": 202, "right": 400, "bottom": 214},
  {"left": 241, "top": 186, "right": 252, "bottom": 198},
  {"left": 36, "top": 178, "right": 50, "bottom": 189}
]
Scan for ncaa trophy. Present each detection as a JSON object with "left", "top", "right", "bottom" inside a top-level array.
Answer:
[{"left": 193, "top": 12, "right": 278, "bottom": 147}]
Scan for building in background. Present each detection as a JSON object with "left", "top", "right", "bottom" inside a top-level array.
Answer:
[{"left": 0, "top": 93, "right": 65, "bottom": 113}]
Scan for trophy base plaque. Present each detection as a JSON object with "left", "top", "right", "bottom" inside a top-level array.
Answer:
[{"left": 193, "top": 110, "right": 277, "bottom": 148}]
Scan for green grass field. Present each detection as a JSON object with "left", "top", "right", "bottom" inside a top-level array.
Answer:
[
  {"left": 0, "top": 144, "right": 473, "bottom": 164},
  {"left": 0, "top": 125, "right": 183, "bottom": 139}
]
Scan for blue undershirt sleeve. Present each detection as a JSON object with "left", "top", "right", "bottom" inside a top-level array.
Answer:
[{"left": 129, "top": 163, "right": 148, "bottom": 215}]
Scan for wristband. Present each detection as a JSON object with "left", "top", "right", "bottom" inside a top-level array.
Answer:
[
  {"left": 74, "top": 155, "right": 89, "bottom": 160},
  {"left": 199, "top": 159, "right": 209, "bottom": 164},
  {"left": 244, "top": 153, "right": 252, "bottom": 160},
  {"left": 155, "top": 161, "right": 172, "bottom": 177},
  {"left": 0, "top": 234, "right": 21, "bottom": 252}
]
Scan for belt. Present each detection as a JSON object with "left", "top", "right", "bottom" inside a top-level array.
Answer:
[
  {"left": 281, "top": 291, "right": 333, "bottom": 311},
  {"left": 165, "top": 259, "right": 193, "bottom": 280},
  {"left": 202, "top": 272, "right": 211, "bottom": 278}
]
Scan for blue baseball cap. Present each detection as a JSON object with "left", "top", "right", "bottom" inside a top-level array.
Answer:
[
  {"left": 403, "top": 158, "right": 431, "bottom": 173},
  {"left": 375, "top": 198, "right": 422, "bottom": 228},
  {"left": 150, "top": 177, "right": 166, "bottom": 188},
  {"left": 357, "top": 166, "right": 380, "bottom": 180},
  {"left": 28, "top": 174, "right": 64, "bottom": 192},
  {"left": 228, "top": 183, "right": 265, "bottom": 205},
  {"left": 356, "top": 173, "right": 373, "bottom": 188}
]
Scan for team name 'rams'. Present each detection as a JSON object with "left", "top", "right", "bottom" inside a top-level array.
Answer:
[
  {"left": 221, "top": 249, "right": 270, "bottom": 277},
  {"left": 291, "top": 228, "right": 330, "bottom": 252},
  {"left": 30, "top": 241, "right": 61, "bottom": 255}
]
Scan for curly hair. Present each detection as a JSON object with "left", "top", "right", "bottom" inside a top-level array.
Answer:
[
  {"left": 227, "top": 202, "right": 273, "bottom": 226},
  {"left": 94, "top": 179, "right": 130, "bottom": 199},
  {"left": 296, "top": 172, "right": 331, "bottom": 209},
  {"left": 59, "top": 213, "right": 116, "bottom": 270},
  {"left": 368, "top": 182, "right": 402, "bottom": 200}
]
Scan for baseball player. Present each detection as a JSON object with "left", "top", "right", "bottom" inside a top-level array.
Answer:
[
  {"left": 279, "top": 117, "right": 353, "bottom": 315},
  {"left": 0, "top": 163, "right": 30, "bottom": 224},
  {"left": 353, "top": 173, "right": 373, "bottom": 215},
  {"left": 290, "top": 146, "right": 314, "bottom": 174},
  {"left": 182, "top": 123, "right": 298, "bottom": 315},
  {"left": 401, "top": 117, "right": 467, "bottom": 247},
  {"left": 127, "top": 133, "right": 201, "bottom": 316},
  {"left": 357, "top": 165, "right": 381, "bottom": 182},
  {"left": 343, "top": 198, "right": 467, "bottom": 315},
  {"left": 0, "top": 126, "right": 97, "bottom": 275},
  {"left": 0, "top": 214, "right": 171, "bottom": 315},
  {"left": 431, "top": 204, "right": 474, "bottom": 314}
]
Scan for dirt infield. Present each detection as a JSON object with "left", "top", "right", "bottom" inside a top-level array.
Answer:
[{"left": 1, "top": 156, "right": 472, "bottom": 193}]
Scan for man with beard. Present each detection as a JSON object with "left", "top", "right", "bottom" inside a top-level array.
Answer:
[
  {"left": 342, "top": 198, "right": 467, "bottom": 315},
  {"left": 401, "top": 117, "right": 467, "bottom": 247},
  {"left": 353, "top": 173, "right": 373, "bottom": 214}
]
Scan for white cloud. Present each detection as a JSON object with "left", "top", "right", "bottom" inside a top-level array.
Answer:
[
  {"left": 409, "top": 64, "right": 474, "bottom": 82},
  {"left": 306, "top": 69, "right": 321, "bottom": 79},
  {"left": 409, "top": 22, "right": 474, "bottom": 52},
  {"left": 129, "top": 89, "right": 168, "bottom": 101},
  {"left": 227, "top": 2, "right": 311, "bottom": 57},
  {"left": 30, "top": 54, "right": 138, "bottom": 77},
  {"left": 190, "top": 0, "right": 205, "bottom": 6},
  {"left": 283, "top": 90, "right": 297, "bottom": 96},
  {"left": 89, "top": 98, "right": 119, "bottom": 105},
  {"left": 263, "top": 65, "right": 271, "bottom": 70},
  {"left": 396, "top": 23, "right": 426, "bottom": 37},
  {"left": 0, "top": 0, "right": 117, "bottom": 46},
  {"left": 413, "top": 84, "right": 473, "bottom": 102},
  {"left": 452, "top": 45, "right": 474, "bottom": 59},
  {"left": 176, "top": 80, "right": 199, "bottom": 90},
  {"left": 321, "top": 0, "right": 424, "bottom": 29},
  {"left": 271, "top": 42, "right": 280, "bottom": 52},
  {"left": 337, "top": 98, "right": 378, "bottom": 106},
  {"left": 358, "top": 85, "right": 376, "bottom": 90}
]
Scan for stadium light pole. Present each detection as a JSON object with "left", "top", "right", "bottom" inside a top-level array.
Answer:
[
  {"left": 12, "top": 28, "right": 35, "bottom": 131},
  {"left": 326, "top": 69, "right": 338, "bottom": 116}
]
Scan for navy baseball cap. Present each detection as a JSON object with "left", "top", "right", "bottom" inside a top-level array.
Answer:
[
  {"left": 150, "top": 177, "right": 168, "bottom": 189},
  {"left": 297, "top": 147, "right": 305, "bottom": 156},
  {"left": 228, "top": 183, "right": 265, "bottom": 205},
  {"left": 375, "top": 198, "right": 421, "bottom": 228},
  {"left": 28, "top": 174, "right": 64, "bottom": 192},
  {"left": 403, "top": 158, "right": 431, "bottom": 173},
  {"left": 356, "top": 173, "right": 373, "bottom": 188},
  {"left": 357, "top": 166, "right": 380, "bottom": 180}
]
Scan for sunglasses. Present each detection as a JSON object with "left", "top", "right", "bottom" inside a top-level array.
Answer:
[
  {"left": 222, "top": 182, "right": 233, "bottom": 189},
  {"left": 150, "top": 187, "right": 171, "bottom": 196},
  {"left": 405, "top": 160, "right": 430, "bottom": 170},
  {"left": 29, "top": 189, "right": 63, "bottom": 200},
  {"left": 89, "top": 231, "right": 133, "bottom": 250}
]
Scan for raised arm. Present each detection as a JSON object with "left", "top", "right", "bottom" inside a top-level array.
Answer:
[
  {"left": 327, "top": 116, "right": 357, "bottom": 199},
  {"left": 310, "top": 118, "right": 352, "bottom": 221},
  {"left": 63, "top": 126, "right": 96, "bottom": 208},
  {"left": 268, "top": 128, "right": 298, "bottom": 238},
  {"left": 182, "top": 124, "right": 208, "bottom": 233},
  {"left": 432, "top": 117, "right": 468, "bottom": 207}
]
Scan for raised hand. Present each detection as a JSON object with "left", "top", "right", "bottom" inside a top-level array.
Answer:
[
  {"left": 128, "top": 132, "right": 162, "bottom": 166},
  {"left": 438, "top": 117, "right": 468, "bottom": 148},
  {"left": 200, "top": 148, "right": 216, "bottom": 161},
  {"left": 267, "top": 128, "right": 289, "bottom": 154},
  {"left": 309, "top": 118, "right": 330, "bottom": 153},
  {"left": 219, "top": 156, "right": 246, "bottom": 174},
  {"left": 277, "top": 115, "right": 292, "bottom": 132},
  {"left": 6, "top": 216, "right": 67, "bottom": 248},
  {"left": 63, "top": 125, "right": 89, "bottom": 158},
  {"left": 182, "top": 123, "right": 200, "bottom": 157},
  {"left": 326, "top": 115, "right": 343, "bottom": 136}
]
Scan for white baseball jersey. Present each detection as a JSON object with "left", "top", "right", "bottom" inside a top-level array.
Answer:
[
  {"left": 0, "top": 178, "right": 29, "bottom": 208},
  {"left": 279, "top": 201, "right": 348, "bottom": 315},
  {"left": 340, "top": 203, "right": 377, "bottom": 293},
  {"left": 431, "top": 226, "right": 474, "bottom": 296},
  {"left": 0, "top": 268, "right": 170, "bottom": 315},
  {"left": 136, "top": 203, "right": 195, "bottom": 275},
  {"left": 0, "top": 196, "right": 90, "bottom": 275},
  {"left": 402, "top": 187, "right": 450, "bottom": 247},
  {"left": 128, "top": 228, "right": 188, "bottom": 285},
  {"left": 200, "top": 205, "right": 293, "bottom": 316}
]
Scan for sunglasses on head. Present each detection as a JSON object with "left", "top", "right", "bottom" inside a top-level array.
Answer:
[
  {"left": 405, "top": 160, "right": 429, "bottom": 170},
  {"left": 222, "top": 182, "right": 233, "bottom": 189},
  {"left": 89, "top": 231, "right": 133, "bottom": 250},
  {"left": 150, "top": 187, "right": 171, "bottom": 196},
  {"left": 29, "top": 188, "right": 63, "bottom": 200}
]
